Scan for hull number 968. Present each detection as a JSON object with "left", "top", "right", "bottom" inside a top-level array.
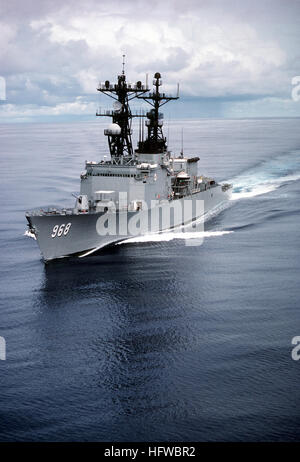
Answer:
[{"left": 51, "top": 223, "right": 72, "bottom": 238}]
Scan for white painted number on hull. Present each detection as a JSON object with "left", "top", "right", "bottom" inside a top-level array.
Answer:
[{"left": 51, "top": 223, "right": 71, "bottom": 238}]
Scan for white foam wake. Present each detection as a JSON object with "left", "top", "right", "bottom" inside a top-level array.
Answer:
[
  {"left": 228, "top": 150, "right": 300, "bottom": 201},
  {"left": 118, "top": 230, "right": 233, "bottom": 245},
  {"left": 230, "top": 184, "right": 277, "bottom": 200},
  {"left": 24, "top": 230, "right": 36, "bottom": 240}
]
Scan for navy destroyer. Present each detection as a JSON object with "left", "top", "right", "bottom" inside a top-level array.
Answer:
[{"left": 26, "top": 64, "right": 232, "bottom": 261}]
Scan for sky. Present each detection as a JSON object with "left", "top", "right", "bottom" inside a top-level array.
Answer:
[{"left": 0, "top": 0, "right": 300, "bottom": 122}]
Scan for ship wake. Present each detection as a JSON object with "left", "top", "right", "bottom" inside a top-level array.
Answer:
[
  {"left": 228, "top": 149, "right": 300, "bottom": 200},
  {"left": 118, "top": 203, "right": 234, "bottom": 246},
  {"left": 24, "top": 230, "right": 37, "bottom": 240},
  {"left": 117, "top": 230, "right": 233, "bottom": 245}
]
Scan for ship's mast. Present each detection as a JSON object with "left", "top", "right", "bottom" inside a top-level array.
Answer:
[
  {"left": 137, "top": 72, "right": 179, "bottom": 154},
  {"left": 96, "top": 56, "right": 149, "bottom": 164}
]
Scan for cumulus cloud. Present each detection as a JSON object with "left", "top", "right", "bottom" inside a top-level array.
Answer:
[{"left": 0, "top": 0, "right": 300, "bottom": 120}]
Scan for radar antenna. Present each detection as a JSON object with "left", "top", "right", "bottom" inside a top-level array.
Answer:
[
  {"left": 137, "top": 72, "right": 179, "bottom": 153},
  {"left": 96, "top": 61, "right": 149, "bottom": 164},
  {"left": 122, "top": 54, "right": 125, "bottom": 75}
]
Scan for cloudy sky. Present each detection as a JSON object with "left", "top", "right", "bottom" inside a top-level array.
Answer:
[{"left": 0, "top": 0, "right": 300, "bottom": 121}]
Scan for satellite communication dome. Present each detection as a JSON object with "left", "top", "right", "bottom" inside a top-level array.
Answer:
[
  {"left": 177, "top": 171, "right": 190, "bottom": 179},
  {"left": 113, "top": 101, "right": 122, "bottom": 112},
  {"left": 106, "top": 123, "right": 121, "bottom": 135}
]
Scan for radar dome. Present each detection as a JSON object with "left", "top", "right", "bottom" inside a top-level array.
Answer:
[
  {"left": 113, "top": 101, "right": 122, "bottom": 112},
  {"left": 106, "top": 123, "right": 121, "bottom": 135}
]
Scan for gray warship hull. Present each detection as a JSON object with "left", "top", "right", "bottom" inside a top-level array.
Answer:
[
  {"left": 25, "top": 68, "right": 233, "bottom": 262},
  {"left": 26, "top": 186, "right": 230, "bottom": 262}
]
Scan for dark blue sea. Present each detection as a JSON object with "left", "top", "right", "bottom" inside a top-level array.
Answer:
[{"left": 0, "top": 118, "right": 300, "bottom": 441}]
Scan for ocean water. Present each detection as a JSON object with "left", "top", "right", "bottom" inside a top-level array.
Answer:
[{"left": 0, "top": 118, "right": 300, "bottom": 441}]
